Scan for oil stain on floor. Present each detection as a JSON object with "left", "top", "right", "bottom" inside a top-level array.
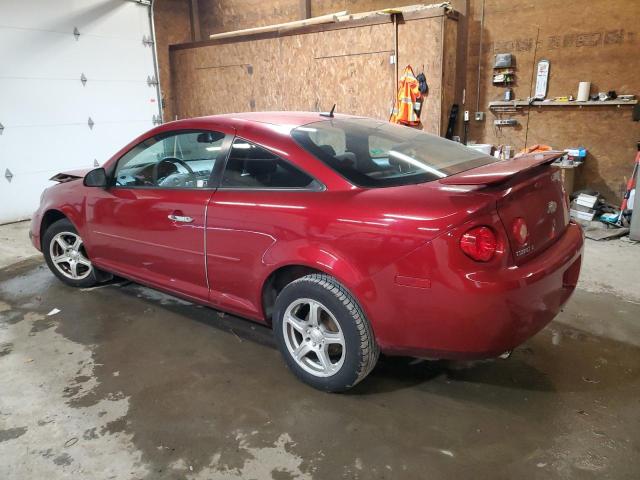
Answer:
[{"left": 1, "top": 259, "right": 640, "bottom": 479}]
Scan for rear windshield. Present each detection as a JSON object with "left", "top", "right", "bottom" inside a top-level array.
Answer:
[{"left": 291, "top": 118, "right": 497, "bottom": 187}]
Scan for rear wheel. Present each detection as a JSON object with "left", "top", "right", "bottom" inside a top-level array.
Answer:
[
  {"left": 273, "top": 274, "right": 379, "bottom": 392},
  {"left": 42, "top": 219, "right": 100, "bottom": 288}
]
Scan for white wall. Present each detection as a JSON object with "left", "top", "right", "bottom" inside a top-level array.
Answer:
[{"left": 0, "top": 0, "right": 160, "bottom": 224}]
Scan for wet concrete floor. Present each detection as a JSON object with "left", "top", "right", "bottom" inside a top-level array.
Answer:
[{"left": 1, "top": 259, "right": 639, "bottom": 479}]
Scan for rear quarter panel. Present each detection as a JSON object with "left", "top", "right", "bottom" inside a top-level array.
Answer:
[{"left": 206, "top": 182, "right": 497, "bottom": 327}]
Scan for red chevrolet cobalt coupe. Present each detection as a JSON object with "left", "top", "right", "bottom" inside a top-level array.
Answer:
[{"left": 31, "top": 112, "right": 583, "bottom": 391}]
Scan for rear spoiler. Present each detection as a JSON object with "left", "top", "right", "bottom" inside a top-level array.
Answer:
[
  {"left": 439, "top": 151, "right": 564, "bottom": 186},
  {"left": 50, "top": 168, "right": 91, "bottom": 183}
]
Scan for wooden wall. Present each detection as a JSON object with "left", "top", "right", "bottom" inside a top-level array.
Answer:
[
  {"left": 464, "top": 0, "right": 640, "bottom": 201},
  {"left": 168, "top": 9, "right": 457, "bottom": 135},
  {"left": 197, "top": 0, "right": 301, "bottom": 36},
  {"left": 154, "top": 0, "right": 192, "bottom": 121}
]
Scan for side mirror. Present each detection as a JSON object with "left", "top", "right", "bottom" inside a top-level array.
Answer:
[{"left": 83, "top": 167, "right": 108, "bottom": 188}]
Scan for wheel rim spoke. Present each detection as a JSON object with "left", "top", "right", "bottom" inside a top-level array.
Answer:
[
  {"left": 293, "top": 341, "right": 312, "bottom": 361},
  {"left": 55, "top": 237, "right": 69, "bottom": 250},
  {"left": 286, "top": 313, "right": 307, "bottom": 334},
  {"left": 77, "top": 257, "right": 92, "bottom": 267},
  {"left": 317, "top": 346, "right": 334, "bottom": 374},
  {"left": 53, "top": 254, "right": 69, "bottom": 264},
  {"left": 322, "top": 330, "right": 344, "bottom": 346},
  {"left": 308, "top": 301, "right": 321, "bottom": 326}
]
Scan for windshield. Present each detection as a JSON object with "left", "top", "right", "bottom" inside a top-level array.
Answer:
[{"left": 291, "top": 118, "right": 497, "bottom": 187}]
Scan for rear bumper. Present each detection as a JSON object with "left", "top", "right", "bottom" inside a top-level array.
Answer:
[{"left": 374, "top": 221, "right": 584, "bottom": 358}]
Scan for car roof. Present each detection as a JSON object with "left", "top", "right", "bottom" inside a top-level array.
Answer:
[{"left": 162, "top": 111, "right": 366, "bottom": 131}]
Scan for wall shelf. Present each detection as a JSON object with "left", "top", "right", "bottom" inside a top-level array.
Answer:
[{"left": 489, "top": 99, "right": 637, "bottom": 109}]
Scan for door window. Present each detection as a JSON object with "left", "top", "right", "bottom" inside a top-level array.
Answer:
[
  {"left": 113, "top": 130, "right": 226, "bottom": 188},
  {"left": 221, "top": 139, "right": 316, "bottom": 189}
]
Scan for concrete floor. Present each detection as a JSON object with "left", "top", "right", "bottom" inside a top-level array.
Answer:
[{"left": 1, "top": 221, "right": 639, "bottom": 479}]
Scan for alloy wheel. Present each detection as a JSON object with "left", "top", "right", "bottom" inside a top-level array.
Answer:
[
  {"left": 49, "top": 232, "right": 93, "bottom": 280},
  {"left": 282, "top": 298, "right": 346, "bottom": 377}
]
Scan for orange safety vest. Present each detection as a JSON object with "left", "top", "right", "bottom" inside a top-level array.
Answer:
[{"left": 390, "top": 65, "right": 422, "bottom": 127}]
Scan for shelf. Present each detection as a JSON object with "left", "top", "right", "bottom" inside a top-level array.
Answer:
[{"left": 489, "top": 99, "right": 637, "bottom": 108}]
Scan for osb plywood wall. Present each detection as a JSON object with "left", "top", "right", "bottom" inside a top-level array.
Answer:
[
  {"left": 197, "top": 0, "right": 301, "bottom": 36},
  {"left": 169, "top": 11, "right": 455, "bottom": 135},
  {"left": 154, "top": 0, "right": 192, "bottom": 121},
  {"left": 464, "top": 0, "right": 640, "bottom": 201}
]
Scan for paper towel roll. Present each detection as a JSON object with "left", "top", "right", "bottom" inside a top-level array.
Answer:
[{"left": 577, "top": 82, "right": 591, "bottom": 102}]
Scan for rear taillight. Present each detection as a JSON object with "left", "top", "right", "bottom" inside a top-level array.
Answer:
[
  {"left": 511, "top": 217, "right": 529, "bottom": 246},
  {"left": 460, "top": 226, "right": 497, "bottom": 262}
]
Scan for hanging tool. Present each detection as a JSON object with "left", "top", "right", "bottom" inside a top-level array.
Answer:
[
  {"left": 462, "top": 110, "right": 469, "bottom": 144},
  {"left": 445, "top": 104, "right": 458, "bottom": 140}
]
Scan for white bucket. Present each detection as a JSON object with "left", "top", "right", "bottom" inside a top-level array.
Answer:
[{"left": 577, "top": 82, "right": 591, "bottom": 102}]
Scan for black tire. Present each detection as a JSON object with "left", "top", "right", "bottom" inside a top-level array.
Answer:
[
  {"left": 273, "top": 273, "right": 379, "bottom": 392},
  {"left": 42, "top": 218, "right": 101, "bottom": 288}
]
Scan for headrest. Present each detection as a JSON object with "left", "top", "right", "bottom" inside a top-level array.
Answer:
[
  {"left": 319, "top": 144, "right": 337, "bottom": 157},
  {"left": 245, "top": 159, "right": 277, "bottom": 177}
]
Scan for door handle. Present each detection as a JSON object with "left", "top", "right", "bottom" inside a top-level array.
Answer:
[{"left": 168, "top": 214, "right": 194, "bottom": 223}]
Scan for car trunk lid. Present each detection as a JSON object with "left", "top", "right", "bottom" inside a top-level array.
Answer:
[
  {"left": 496, "top": 165, "right": 569, "bottom": 263},
  {"left": 441, "top": 152, "right": 569, "bottom": 264}
]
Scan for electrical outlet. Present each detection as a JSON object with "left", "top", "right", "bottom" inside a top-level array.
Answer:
[
  {"left": 463, "top": 110, "right": 470, "bottom": 122},
  {"left": 475, "top": 111, "right": 485, "bottom": 121}
]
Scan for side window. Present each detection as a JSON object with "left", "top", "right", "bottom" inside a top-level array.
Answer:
[
  {"left": 221, "top": 139, "right": 315, "bottom": 189},
  {"left": 113, "top": 130, "right": 226, "bottom": 188}
]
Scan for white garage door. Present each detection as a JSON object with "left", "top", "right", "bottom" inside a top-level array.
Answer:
[{"left": 0, "top": 0, "right": 161, "bottom": 224}]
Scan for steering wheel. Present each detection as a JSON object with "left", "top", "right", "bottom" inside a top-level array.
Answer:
[{"left": 152, "top": 157, "right": 196, "bottom": 185}]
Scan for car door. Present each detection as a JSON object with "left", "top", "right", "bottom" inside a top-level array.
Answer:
[
  {"left": 205, "top": 137, "right": 322, "bottom": 319},
  {"left": 87, "top": 128, "right": 232, "bottom": 302}
]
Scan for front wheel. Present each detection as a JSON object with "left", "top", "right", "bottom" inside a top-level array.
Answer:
[
  {"left": 273, "top": 274, "right": 379, "bottom": 392},
  {"left": 42, "top": 218, "right": 100, "bottom": 288}
]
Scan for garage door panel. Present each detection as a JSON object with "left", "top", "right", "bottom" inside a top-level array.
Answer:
[
  {"left": 0, "top": 0, "right": 147, "bottom": 39},
  {"left": 0, "top": 30, "right": 153, "bottom": 81},
  {"left": 0, "top": 78, "right": 158, "bottom": 126},
  {"left": 0, "top": 120, "right": 153, "bottom": 222},
  {"left": 0, "top": 121, "right": 153, "bottom": 174}
]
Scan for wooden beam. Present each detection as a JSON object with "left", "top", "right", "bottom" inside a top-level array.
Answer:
[
  {"left": 208, "top": 11, "right": 347, "bottom": 41},
  {"left": 300, "top": 0, "right": 311, "bottom": 20},
  {"left": 189, "top": 0, "right": 201, "bottom": 42}
]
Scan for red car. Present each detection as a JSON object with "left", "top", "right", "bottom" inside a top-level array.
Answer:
[{"left": 30, "top": 112, "right": 583, "bottom": 392}]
